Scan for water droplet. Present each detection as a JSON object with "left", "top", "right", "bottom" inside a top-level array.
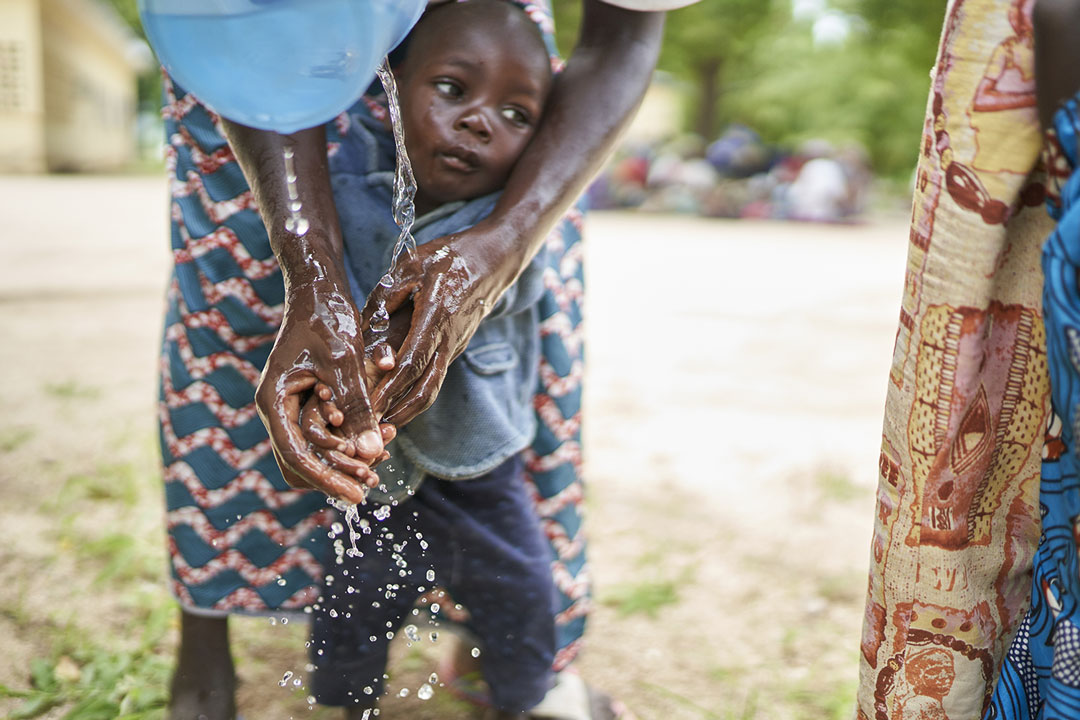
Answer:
[
  {"left": 428, "top": 673, "right": 439, "bottom": 684},
  {"left": 425, "top": 569, "right": 436, "bottom": 583},
  {"left": 417, "top": 683, "right": 434, "bottom": 700},
  {"left": 429, "top": 631, "right": 439, "bottom": 643},
  {"left": 471, "top": 647, "right": 481, "bottom": 658},
  {"left": 370, "top": 303, "right": 390, "bottom": 333},
  {"left": 363, "top": 685, "right": 374, "bottom": 695},
  {"left": 276, "top": 576, "right": 287, "bottom": 586},
  {"left": 398, "top": 688, "right": 409, "bottom": 697},
  {"left": 430, "top": 603, "right": 440, "bottom": 614},
  {"left": 404, "top": 624, "right": 420, "bottom": 643},
  {"left": 269, "top": 617, "right": 277, "bottom": 625},
  {"left": 293, "top": 677, "right": 302, "bottom": 686},
  {"left": 281, "top": 617, "right": 289, "bottom": 625},
  {"left": 374, "top": 505, "right": 392, "bottom": 522},
  {"left": 279, "top": 671, "right": 293, "bottom": 687},
  {"left": 306, "top": 695, "right": 316, "bottom": 705},
  {"left": 329, "top": 609, "right": 338, "bottom": 618},
  {"left": 331, "top": 522, "right": 344, "bottom": 535},
  {"left": 379, "top": 273, "right": 395, "bottom": 288}
]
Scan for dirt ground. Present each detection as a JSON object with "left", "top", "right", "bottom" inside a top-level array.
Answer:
[{"left": 0, "top": 174, "right": 911, "bottom": 719}]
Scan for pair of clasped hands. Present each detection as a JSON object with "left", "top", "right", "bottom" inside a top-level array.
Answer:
[{"left": 256, "top": 227, "right": 504, "bottom": 507}]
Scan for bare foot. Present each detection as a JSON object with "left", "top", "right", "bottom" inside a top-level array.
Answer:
[{"left": 169, "top": 611, "right": 237, "bottom": 720}]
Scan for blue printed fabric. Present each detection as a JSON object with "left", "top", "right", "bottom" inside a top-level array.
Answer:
[
  {"left": 988, "top": 95, "right": 1080, "bottom": 718},
  {"left": 159, "top": 0, "right": 590, "bottom": 668}
]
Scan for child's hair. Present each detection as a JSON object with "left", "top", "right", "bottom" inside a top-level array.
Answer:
[{"left": 401, "top": 0, "right": 551, "bottom": 73}]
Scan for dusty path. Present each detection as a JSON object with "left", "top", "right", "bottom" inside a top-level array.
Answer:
[{"left": 0, "top": 174, "right": 909, "bottom": 719}]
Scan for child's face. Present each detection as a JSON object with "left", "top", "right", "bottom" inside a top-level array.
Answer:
[{"left": 396, "top": 26, "right": 551, "bottom": 212}]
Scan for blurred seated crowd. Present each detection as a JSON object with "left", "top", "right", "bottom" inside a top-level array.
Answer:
[{"left": 587, "top": 124, "right": 873, "bottom": 222}]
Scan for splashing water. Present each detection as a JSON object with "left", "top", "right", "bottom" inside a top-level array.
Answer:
[
  {"left": 328, "top": 497, "right": 364, "bottom": 558},
  {"left": 417, "top": 683, "right": 434, "bottom": 700},
  {"left": 279, "top": 671, "right": 293, "bottom": 687},
  {"left": 281, "top": 146, "right": 309, "bottom": 236},
  {"left": 369, "top": 57, "right": 418, "bottom": 334}
]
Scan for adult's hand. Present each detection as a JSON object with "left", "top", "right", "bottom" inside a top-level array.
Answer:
[
  {"left": 363, "top": 0, "right": 666, "bottom": 426},
  {"left": 362, "top": 233, "right": 498, "bottom": 426},
  {"left": 221, "top": 120, "right": 385, "bottom": 502}
]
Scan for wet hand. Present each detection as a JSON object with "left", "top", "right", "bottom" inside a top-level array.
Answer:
[
  {"left": 360, "top": 235, "right": 497, "bottom": 427},
  {"left": 256, "top": 282, "right": 384, "bottom": 504}
]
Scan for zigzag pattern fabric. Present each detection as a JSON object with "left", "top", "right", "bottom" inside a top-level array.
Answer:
[
  {"left": 988, "top": 96, "right": 1080, "bottom": 719},
  {"left": 158, "top": 0, "right": 590, "bottom": 664}
]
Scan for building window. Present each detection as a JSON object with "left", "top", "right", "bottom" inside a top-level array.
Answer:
[{"left": 0, "top": 41, "right": 23, "bottom": 111}]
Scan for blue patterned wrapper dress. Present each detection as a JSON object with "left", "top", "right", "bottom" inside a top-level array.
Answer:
[{"left": 158, "top": 0, "right": 590, "bottom": 669}]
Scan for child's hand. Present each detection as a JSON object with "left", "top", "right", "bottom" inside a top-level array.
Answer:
[
  {"left": 297, "top": 387, "right": 391, "bottom": 491},
  {"left": 297, "top": 305, "right": 411, "bottom": 485},
  {"left": 363, "top": 300, "right": 414, "bottom": 389}
]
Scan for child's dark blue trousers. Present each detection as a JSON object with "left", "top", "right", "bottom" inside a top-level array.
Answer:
[{"left": 309, "top": 454, "right": 557, "bottom": 712}]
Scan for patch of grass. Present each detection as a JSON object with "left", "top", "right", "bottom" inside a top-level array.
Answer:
[
  {"left": 73, "top": 532, "right": 164, "bottom": 585},
  {"left": 643, "top": 681, "right": 756, "bottom": 719},
  {"left": 817, "top": 572, "right": 863, "bottom": 605},
  {"left": 708, "top": 665, "right": 748, "bottom": 686},
  {"left": 817, "top": 471, "right": 865, "bottom": 503},
  {"left": 42, "top": 380, "right": 101, "bottom": 400},
  {"left": 786, "top": 676, "right": 857, "bottom": 720},
  {"left": 602, "top": 572, "right": 689, "bottom": 618},
  {"left": 0, "top": 597, "right": 175, "bottom": 720},
  {"left": 58, "top": 460, "right": 141, "bottom": 507},
  {"left": 0, "top": 426, "right": 35, "bottom": 453}
]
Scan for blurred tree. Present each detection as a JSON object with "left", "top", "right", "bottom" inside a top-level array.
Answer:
[
  {"left": 102, "top": 0, "right": 162, "bottom": 113},
  {"left": 552, "top": 0, "right": 944, "bottom": 178},
  {"left": 552, "top": 0, "right": 776, "bottom": 140}
]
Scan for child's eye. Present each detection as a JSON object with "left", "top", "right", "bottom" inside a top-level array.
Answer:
[
  {"left": 501, "top": 107, "right": 531, "bottom": 127},
  {"left": 434, "top": 80, "right": 462, "bottom": 98}
]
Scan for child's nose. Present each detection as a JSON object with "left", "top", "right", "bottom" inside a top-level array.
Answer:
[{"left": 454, "top": 109, "right": 492, "bottom": 142}]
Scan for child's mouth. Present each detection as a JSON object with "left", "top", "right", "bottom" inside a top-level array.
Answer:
[{"left": 437, "top": 147, "right": 479, "bottom": 173}]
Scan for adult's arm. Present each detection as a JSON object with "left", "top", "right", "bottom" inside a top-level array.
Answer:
[
  {"left": 1033, "top": 0, "right": 1080, "bottom": 131},
  {"left": 366, "top": 0, "right": 666, "bottom": 425},
  {"left": 221, "top": 121, "right": 383, "bottom": 504}
]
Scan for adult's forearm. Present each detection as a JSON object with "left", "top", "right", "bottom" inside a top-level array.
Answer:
[
  {"left": 474, "top": 0, "right": 665, "bottom": 288},
  {"left": 221, "top": 120, "right": 351, "bottom": 293}
]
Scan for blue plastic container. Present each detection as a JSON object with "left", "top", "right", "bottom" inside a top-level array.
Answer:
[{"left": 139, "top": 0, "right": 424, "bottom": 134}]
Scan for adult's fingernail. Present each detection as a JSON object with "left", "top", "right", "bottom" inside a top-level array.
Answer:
[{"left": 355, "top": 430, "right": 383, "bottom": 458}]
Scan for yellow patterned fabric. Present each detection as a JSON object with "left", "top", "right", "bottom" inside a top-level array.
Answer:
[{"left": 857, "top": 1, "right": 1057, "bottom": 717}]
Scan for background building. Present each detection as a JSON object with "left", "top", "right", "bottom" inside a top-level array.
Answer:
[{"left": 0, "top": 0, "right": 147, "bottom": 172}]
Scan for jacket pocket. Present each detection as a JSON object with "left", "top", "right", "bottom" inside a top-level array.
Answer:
[{"left": 463, "top": 342, "right": 518, "bottom": 375}]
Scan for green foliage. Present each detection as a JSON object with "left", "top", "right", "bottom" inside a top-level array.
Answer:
[
  {"left": 43, "top": 380, "right": 101, "bottom": 400},
  {"left": 0, "top": 426, "right": 35, "bottom": 453},
  {"left": 0, "top": 605, "right": 173, "bottom": 720},
  {"left": 551, "top": 0, "right": 942, "bottom": 177}
]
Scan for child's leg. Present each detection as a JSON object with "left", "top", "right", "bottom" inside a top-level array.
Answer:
[{"left": 422, "top": 456, "right": 558, "bottom": 713}]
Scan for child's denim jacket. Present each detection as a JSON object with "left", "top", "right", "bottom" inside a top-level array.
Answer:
[{"left": 329, "top": 104, "right": 546, "bottom": 503}]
